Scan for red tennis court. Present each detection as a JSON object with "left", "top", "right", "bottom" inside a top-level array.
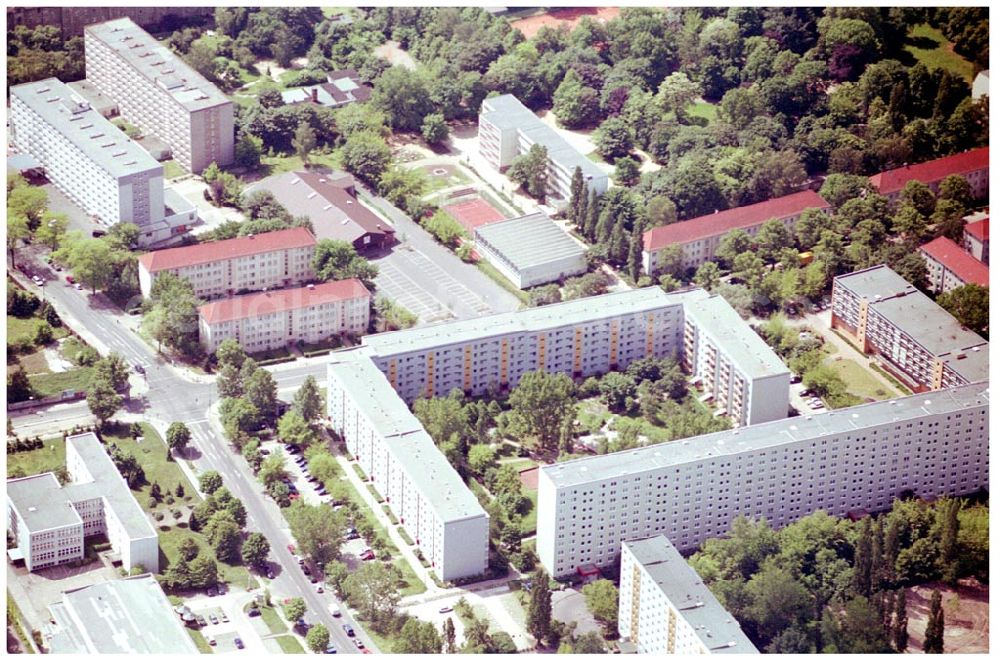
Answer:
[{"left": 444, "top": 197, "right": 507, "bottom": 234}]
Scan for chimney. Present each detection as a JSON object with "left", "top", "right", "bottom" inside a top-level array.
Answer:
[{"left": 311, "top": 87, "right": 318, "bottom": 103}]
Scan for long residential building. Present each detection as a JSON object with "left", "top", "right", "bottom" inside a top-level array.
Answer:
[
  {"left": 537, "top": 381, "right": 989, "bottom": 578},
  {"left": 869, "top": 147, "right": 989, "bottom": 202},
  {"left": 919, "top": 236, "right": 989, "bottom": 293},
  {"left": 479, "top": 94, "right": 608, "bottom": 204},
  {"left": 138, "top": 227, "right": 317, "bottom": 300},
  {"left": 85, "top": 17, "right": 234, "bottom": 173},
  {"left": 47, "top": 574, "right": 198, "bottom": 654},
  {"left": 641, "top": 190, "right": 830, "bottom": 274},
  {"left": 6, "top": 433, "right": 159, "bottom": 574},
  {"left": 619, "top": 536, "right": 757, "bottom": 655},
  {"left": 197, "top": 279, "right": 371, "bottom": 353},
  {"left": 327, "top": 352, "right": 489, "bottom": 582},
  {"left": 355, "top": 287, "right": 788, "bottom": 426},
  {"left": 831, "top": 265, "right": 988, "bottom": 392}
]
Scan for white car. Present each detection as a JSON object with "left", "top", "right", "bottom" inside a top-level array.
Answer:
[
  {"left": 328, "top": 603, "right": 342, "bottom": 618},
  {"left": 31, "top": 275, "right": 44, "bottom": 286},
  {"left": 74, "top": 282, "right": 83, "bottom": 290}
]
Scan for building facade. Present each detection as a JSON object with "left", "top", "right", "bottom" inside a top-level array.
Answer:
[
  {"left": 479, "top": 94, "right": 608, "bottom": 204},
  {"left": 6, "top": 433, "right": 159, "bottom": 574},
  {"left": 473, "top": 212, "right": 588, "bottom": 289},
  {"left": 10, "top": 78, "right": 164, "bottom": 230},
  {"left": 642, "top": 191, "right": 830, "bottom": 274},
  {"left": 919, "top": 236, "right": 989, "bottom": 293},
  {"left": 138, "top": 227, "right": 317, "bottom": 300},
  {"left": 963, "top": 213, "right": 989, "bottom": 265},
  {"left": 198, "top": 279, "right": 371, "bottom": 353},
  {"left": 327, "top": 353, "right": 490, "bottom": 581},
  {"left": 85, "top": 18, "right": 234, "bottom": 173},
  {"left": 831, "top": 265, "right": 988, "bottom": 392},
  {"left": 537, "top": 381, "right": 989, "bottom": 578},
  {"left": 619, "top": 536, "right": 758, "bottom": 655},
  {"left": 869, "top": 147, "right": 989, "bottom": 202}
]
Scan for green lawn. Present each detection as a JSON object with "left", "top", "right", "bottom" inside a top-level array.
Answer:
[
  {"left": 162, "top": 159, "right": 185, "bottom": 179},
  {"left": 275, "top": 635, "right": 305, "bottom": 653},
  {"left": 824, "top": 357, "right": 898, "bottom": 401},
  {"left": 498, "top": 458, "right": 538, "bottom": 473},
  {"left": 257, "top": 152, "right": 343, "bottom": 178},
  {"left": 186, "top": 626, "right": 213, "bottom": 653},
  {"left": 322, "top": 7, "right": 349, "bottom": 18},
  {"left": 259, "top": 605, "right": 288, "bottom": 635},
  {"left": 27, "top": 366, "right": 95, "bottom": 399},
  {"left": 904, "top": 23, "right": 975, "bottom": 82},
  {"left": 687, "top": 101, "right": 720, "bottom": 124},
  {"left": 521, "top": 487, "right": 538, "bottom": 536},
  {"left": 7, "top": 591, "right": 35, "bottom": 654},
  {"left": 420, "top": 164, "right": 472, "bottom": 193},
  {"left": 7, "top": 436, "right": 66, "bottom": 478},
  {"left": 393, "top": 557, "right": 427, "bottom": 597}
]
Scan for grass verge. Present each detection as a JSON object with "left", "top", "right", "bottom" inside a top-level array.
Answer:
[
  {"left": 275, "top": 635, "right": 305, "bottom": 653},
  {"left": 186, "top": 626, "right": 213, "bottom": 653},
  {"left": 396, "top": 527, "right": 414, "bottom": 546},
  {"left": 686, "top": 100, "right": 719, "bottom": 123},
  {"left": 6, "top": 592, "right": 36, "bottom": 653},
  {"left": 393, "top": 558, "right": 427, "bottom": 597},
  {"left": 260, "top": 605, "right": 288, "bottom": 635},
  {"left": 352, "top": 464, "right": 369, "bottom": 481},
  {"left": 382, "top": 504, "right": 399, "bottom": 524},
  {"left": 869, "top": 362, "right": 913, "bottom": 395},
  {"left": 475, "top": 261, "right": 531, "bottom": 304},
  {"left": 367, "top": 484, "right": 385, "bottom": 502}
]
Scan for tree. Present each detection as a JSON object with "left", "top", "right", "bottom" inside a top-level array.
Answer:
[
  {"left": 614, "top": 157, "right": 640, "bottom": 187},
  {"left": 219, "top": 397, "right": 260, "bottom": 443},
  {"left": 899, "top": 180, "right": 936, "bottom": 217},
  {"left": 340, "top": 131, "right": 392, "bottom": 185},
  {"left": 923, "top": 589, "right": 944, "bottom": 653},
  {"left": 306, "top": 624, "right": 330, "bottom": 653},
  {"left": 234, "top": 132, "right": 263, "bottom": 170},
  {"left": 467, "top": 444, "right": 498, "bottom": 477},
  {"left": 854, "top": 517, "right": 874, "bottom": 596},
  {"left": 292, "top": 121, "right": 317, "bottom": 166},
  {"left": 893, "top": 589, "right": 908, "bottom": 652},
  {"left": 716, "top": 229, "right": 753, "bottom": 268},
  {"left": 508, "top": 371, "right": 576, "bottom": 453},
  {"left": 936, "top": 284, "right": 988, "bottom": 336},
  {"left": 324, "top": 559, "right": 349, "bottom": 595},
  {"left": 7, "top": 185, "right": 48, "bottom": 228},
  {"left": 744, "top": 561, "right": 813, "bottom": 642},
  {"left": 166, "top": 421, "right": 191, "bottom": 455},
  {"left": 552, "top": 69, "right": 600, "bottom": 128},
  {"left": 87, "top": 377, "right": 122, "bottom": 425},
  {"left": 593, "top": 116, "right": 634, "bottom": 159},
  {"left": 423, "top": 210, "right": 466, "bottom": 246},
  {"left": 694, "top": 262, "right": 722, "bottom": 290},
  {"left": 820, "top": 596, "right": 893, "bottom": 653},
  {"left": 242, "top": 532, "right": 270, "bottom": 568},
  {"left": 307, "top": 453, "right": 340, "bottom": 487},
  {"left": 582, "top": 579, "right": 619, "bottom": 638},
  {"left": 57, "top": 236, "right": 115, "bottom": 294},
  {"left": 284, "top": 597, "right": 307, "bottom": 622},
  {"left": 258, "top": 454, "right": 289, "bottom": 489},
  {"left": 598, "top": 372, "right": 638, "bottom": 413},
  {"left": 343, "top": 561, "right": 402, "bottom": 629},
  {"left": 507, "top": 144, "right": 549, "bottom": 200},
  {"left": 199, "top": 471, "right": 223, "bottom": 495},
  {"left": 286, "top": 501, "right": 346, "bottom": 567},
  {"left": 142, "top": 272, "right": 200, "bottom": 355},
  {"left": 421, "top": 112, "right": 448, "bottom": 144},
  {"left": 278, "top": 410, "right": 316, "bottom": 448},
  {"left": 188, "top": 554, "right": 219, "bottom": 589},
  {"left": 655, "top": 71, "right": 701, "bottom": 121},
  {"left": 34, "top": 213, "right": 68, "bottom": 251},
  {"left": 934, "top": 497, "right": 961, "bottom": 584},
  {"left": 443, "top": 617, "right": 457, "bottom": 654},
  {"left": 937, "top": 175, "right": 973, "bottom": 208},
  {"left": 244, "top": 368, "right": 278, "bottom": 424},
  {"left": 215, "top": 338, "right": 247, "bottom": 370},
  {"left": 393, "top": 618, "right": 443, "bottom": 653},
  {"left": 178, "top": 536, "right": 200, "bottom": 562},
  {"left": 312, "top": 239, "right": 377, "bottom": 287},
  {"left": 204, "top": 511, "right": 242, "bottom": 563},
  {"left": 371, "top": 66, "right": 432, "bottom": 132},
  {"left": 6, "top": 214, "right": 30, "bottom": 263},
  {"left": 527, "top": 568, "right": 553, "bottom": 644}
]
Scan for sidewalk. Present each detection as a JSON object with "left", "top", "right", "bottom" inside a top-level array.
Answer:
[{"left": 332, "top": 454, "right": 444, "bottom": 599}]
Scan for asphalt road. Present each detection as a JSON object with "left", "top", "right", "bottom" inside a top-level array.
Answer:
[{"left": 10, "top": 266, "right": 372, "bottom": 654}]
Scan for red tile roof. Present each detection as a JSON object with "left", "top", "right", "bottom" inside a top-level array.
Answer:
[
  {"left": 643, "top": 190, "right": 829, "bottom": 252},
  {"left": 869, "top": 147, "right": 989, "bottom": 195},
  {"left": 198, "top": 279, "right": 371, "bottom": 325},
  {"left": 139, "top": 227, "right": 316, "bottom": 273},
  {"left": 919, "top": 236, "right": 989, "bottom": 288},
  {"left": 965, "top": 217, "right": 989, "bottom": 242}
]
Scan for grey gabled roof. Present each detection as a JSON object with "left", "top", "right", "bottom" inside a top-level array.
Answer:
[
  {"left": 474, "top": 212, "right": 586, "bottom": 271},
  {"left": 11, "top": 78, "right": 161, "bottom": 179}
]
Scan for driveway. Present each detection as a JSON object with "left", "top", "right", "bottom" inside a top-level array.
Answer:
[
  {"left": 169, "top": 176, "right": 246, "bottom": 236},
  {"left": 551, "top": 585, "right": 602, "bottom": 637}
]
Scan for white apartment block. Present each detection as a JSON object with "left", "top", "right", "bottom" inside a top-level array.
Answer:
[
  {"left": 642, "top": 190, "right": 830, "bottom": 275},
  {"left": 357, "top": 287, "right": 787, "bottom": 427},
  {"left": 138, "top": 227, "right": 317, "bottom": 300},
  {"left": 6, "top": 433, "right": 159, "bottom": 574},
  {"left": 198, "top": 279, "right": 371, "bottom": 354},
  {"left": 684, "top": 296, "right": 790, "bottom": 426},
  {"left": 537, "top": 381, "right": 989, "bottom": 578},
  {"left": 619, "top": 536, "right": 758, "bottom": 655},
  {"left": 10, "top": 78, "right": 163, "bottom": 227},
  {"left": 327, "top": 353, "right": 489, "bottom": 581},
  {"left": 85, "top": 18, "right": 234, "bottom": 173},
  {"left": 479, "top": 94, "right": 608, "bottom": 205},
  {"left": 832, "top": 265, "right": 988, "bottom": 393}
]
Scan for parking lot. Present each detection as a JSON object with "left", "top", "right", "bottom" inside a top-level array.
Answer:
[{"left": 182, "top": 587, "right": 266, "bottom": 654}]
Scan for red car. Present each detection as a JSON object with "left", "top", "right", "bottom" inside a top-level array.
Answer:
[
  {"left": 65, "top": 275, "right": 75, "bottom": 284},
  {"left": 359, "top": 549, "right": 375, "bottom": 561},
  {"left": 287, "top": 544, "right": 296, "bottom": 554}
]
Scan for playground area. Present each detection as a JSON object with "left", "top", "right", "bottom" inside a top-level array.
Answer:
[
  {"left": 443, "top": 194, "right": 508, "bottom": 234},
  {"left": 510, "top": 7, "right": 621, "bottom": 39}
]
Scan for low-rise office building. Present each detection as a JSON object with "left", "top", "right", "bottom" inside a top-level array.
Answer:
[
  {"left": 619, "top": 536, "right": 757, "bottom": 655},
  {"left": 831, "top": 265, "right": 988, "bottom": 392},
  {"left": 198, "top": 279, "right": 371, "bottom": 354},
  {"left": 327, "top": 352, "right": 489, "bottom": 581},
  {"left": 473, "top": 212, "right": 587, "bottom": 289},
  {"left": 642, "top": 191, "right": 830, "bottom": 274},
  {"left": 479, "top": 94, "right": 608, "bottom": 205},
  {"left": 537, "top": 381, "right": 989, "bottom": 577},
  {"left": 85, "top": 18, "right": 234, "bottom": 173},
  {"left": 138, "top": 227, "right": 317, "bottom": 300},
  {"left": 684, "top": 295, "right": 791, "bottom": 426},
  {"left": 963, "top": 212, "right": 989, "bottom": 264},
  {"left": 6, "top": 432, "right": 159, "bottom": 574},
  {"left": 919, "top": 236, "right": 989, "bottom": 293},
  {"left": 869, "top": 147, "right": 989, "bottom": 202},
  {"left": 47, "top": 574, "right": 198, "bottom": 654},
  {"left": 281, "top": 69, "right": 372, "bottom": 108},
  {"left": 245, "top": 171, "right": 394, "bottom": 252}
]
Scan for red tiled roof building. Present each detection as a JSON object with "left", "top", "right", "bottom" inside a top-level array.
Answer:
[
  {"left": 919, "top": 236, "right": 989, "bottom": 293},
  {"left": 869, "top": 147, "right": 989, "bottom": 201},
  {"left": 963, "top": 213, "right": 989, "bottom": 265},
  {"left": 641, "top": 190, "right": 830, "bottom": 274}
]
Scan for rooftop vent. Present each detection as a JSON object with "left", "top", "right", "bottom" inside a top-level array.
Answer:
[
  {"left": 290, "top": 178, "right": 301, "bottom": 184},
  {"left": 28, "top": 506, "right": 37, "bottom": 512},
  {"left": 307, "top": 192, "right": 317, "bottom": 199},
  {"left": 323, "top": 204, "right": 333, "bottom": 210},
  {"left": 36, "top": 86, "right": 51, "bottom": 94}
]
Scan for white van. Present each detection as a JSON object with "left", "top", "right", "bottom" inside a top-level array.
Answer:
[{"left": 328, "top": 602, "right": 342, "bottom": 618}]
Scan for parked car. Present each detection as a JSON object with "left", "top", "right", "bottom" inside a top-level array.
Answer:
[
  {"left": 316, "top": 585, "right": 324, "bottom": 593},
  {"left": 65, "top": 275, "right": 75, "bottom": 284},
  {"left": 343, "top": 624, "right": 355, "bottom": 637},
  {"left": 438, "top": 605, "right": 454, "bottom": 614},
  {"left": 207, "top": 587, "right": 216, "bottom": 597},
  {"left": 359, "top": 549, "right": 375, "bottom": 561},
  {"left": 208, "top": 637, "right": 217, "bottom": 646},
  {"left": 248, "top": 608, "right": 261, "bottom": 617},
  {"left": 325, "top": 647, "right": 338, "bottom": 654},
  {"left": 328, "top": 603, "right": 342, "bottom": 618},
  {"left": 234, "top": 637, "right": 244, "bottom": 649},
  {"left": 74, "top": 282, "right": 82, "bottom": 290},
  {"left": 266, "top": 568, "right": 275, "bottom": 579},
  {"left": 354, "top": 638, "right": 364, "bottom": 649},
  {"left": 220, "top": 611, "right": 229, "bottom": 623},
  {"left": 209, "top": 614, "right": 218, "bottom": 624},
  {"left": 197, "top": 615, "right": 207, "bottom": 627},
  {"left": 31, "top": 275, "right": 43, "bottom": 285}
]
